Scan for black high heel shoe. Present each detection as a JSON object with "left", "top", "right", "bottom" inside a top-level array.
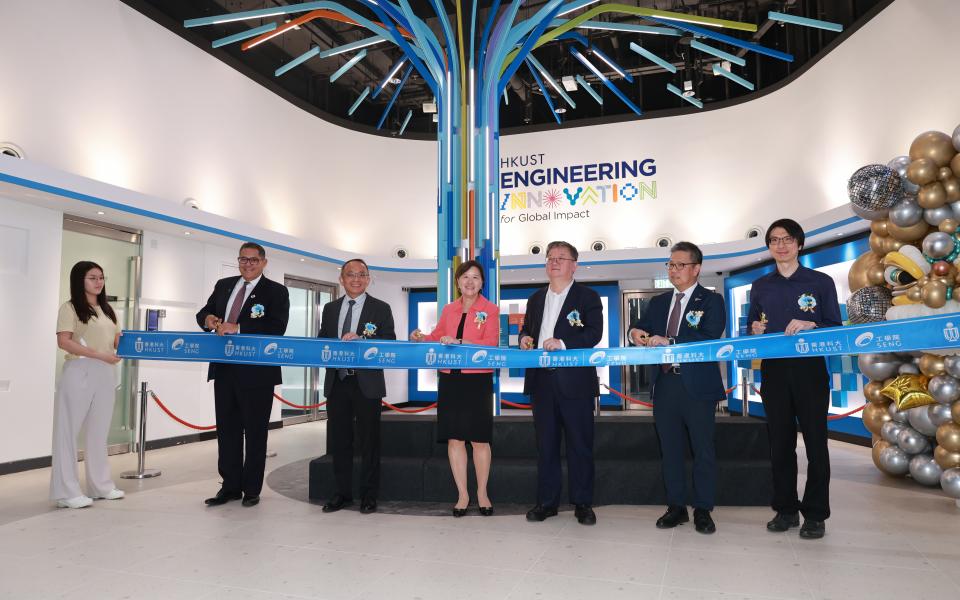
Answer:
[
  {"left": 478, "top": 506, "right": 494, "bottom": 517},
  {"left": 452, "top": 507, "right": 468, "bottom": 518}
]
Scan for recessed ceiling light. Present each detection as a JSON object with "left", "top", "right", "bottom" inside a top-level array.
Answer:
[
  {"left": 96, "top": 211, "right": 104, "bottom": 215},
  {"left": 184, "top": 231, "right": 191, "bottom": 236},
  {"left": 554, "top": 107, "right": 567, "bottom": 114},
  {"left": 300, "top": 258, "right": 305, "bottom": 262}
]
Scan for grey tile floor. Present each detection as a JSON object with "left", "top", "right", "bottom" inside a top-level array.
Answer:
[{"left": 1, "top": 420, "right": 958, "bottom": 600}]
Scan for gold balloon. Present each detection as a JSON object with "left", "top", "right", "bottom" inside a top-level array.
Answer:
[
  {"left": 918, "top": 182, "right": 947, "bottom": 209},
  {"left": 870, "top": 220, "right": 889, "bottom": 236},
  {"left": 934, "top": 445, "right": 960, "bottom": 470},
  {"left": 906, "top": 285, "right": 923, "bottom": 302},
  {"left": 939, "top": 218, "right": 958, "bottom": 234},
  {"left": 881, "top": 374, "right": 934, "bottom": 409},
  {"left": 909, "top": 130, "right": 956, "bottom": 167},
  {"left": 944, "top": 178, "right": 960, "bottom": 202},
  {"left": 864, "top": 380, "right": 888, "bottom": 404},
  {"left": 952, "top": 153, "right": 960, "bottom": 178},
  {"left": 872, "top": 439, "right": 891, "bottom": 471},
  {"left": 868, "top": 232, "right": 886, "bottom": 255},
  {"left": 936, "top": 422, "right": 960, "bottom": 453},
  {"left": 922, "top": 280, "right": 948, "bottom": 308},
  {"left": 919, "top": 354, "right": 946, "bottom": 377},
  {"left": 907, "top": 157, "right": 938, "bottom": 185},
  {"left": 848, "top": 251, "right": 884, "bottom": 292},
  {"left": 953, "top": 399, "right": 960, "bottom": 424},
  {"left": 882, "top": 237, "right": 904, "bottom": 253},
  {"left": 863, "top": 402, "right": 892, "bottom": 436},
  {"left": 887, "top": 220, "right": 930, "bottom": 242},
  {"left": 867, "top": 264, "right": 886, "bottom": 286},
  {"left": 939, "top": 167, "right": 955, "bottom": 181}
]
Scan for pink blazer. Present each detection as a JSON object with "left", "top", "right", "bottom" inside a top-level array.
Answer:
[{"left": 422, "top": 294, "right": 500, "bottom": 374}]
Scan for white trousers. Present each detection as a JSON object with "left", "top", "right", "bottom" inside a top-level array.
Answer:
[{"left": 50, "top": 358, "right": 118, "bottom": 500}]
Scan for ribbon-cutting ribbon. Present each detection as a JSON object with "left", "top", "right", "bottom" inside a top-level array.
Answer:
[{"left": 118, "top": 313, "right": 960, "bottom": 369}]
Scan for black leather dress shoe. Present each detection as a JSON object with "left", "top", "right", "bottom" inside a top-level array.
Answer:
[
  {"left": 452, "top": 507, "right": 468, "bottom": 518},
  {"left": 766, "top": 512, "right": 800, "bottom": 532},
  {"left": 478, "top": 506, "right": 494, "bottom": 517},
  {"left": 204, "top": 490, "right": 242, "bottom": 506},
  {"left": 241, "top": 494, "right": 260, "bottom": 507},
  {"left": 574, "top": 504, "right": 597, "bottom": 526},
  {"left": 799, "top": 519, "right": 825, "bottom": 539},
  {"left": 693, "top": 509, "right": 716, "bottom": 534},
  {"left": 359, "top": 498, "right": 377, "bottom": 514},
  {"left": 322, "top": 494, "right": 353, "bottom": 513},
  {"left": 525, "top": 504, "right": 558, "bottom": 522},
  {"left": 655, "top": 506, "right": 689, "bottom": 529}
]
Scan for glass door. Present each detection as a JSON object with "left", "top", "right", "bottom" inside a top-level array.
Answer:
[
  {"left": 58, "top": 216, "right": 142, "bottom": 454},
  {"left": 620, "top": 290, "right": 663, "bottom": 411},
  {"left": 280, "top": 276, "right": 336, "bottom": 423}
]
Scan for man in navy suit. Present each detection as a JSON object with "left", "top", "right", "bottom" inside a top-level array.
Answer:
[
  {"left": 629, "top": 241, "right": 726, "bottom": 534},
  {"left": 519, "top": 241, "right": 604, "bottom": 526},
  {"left": 196, "top": 242, "right": 290, "bottom": 508}
]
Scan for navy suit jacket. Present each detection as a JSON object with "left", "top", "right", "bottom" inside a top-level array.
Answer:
[
  {"left": 631, "top": 283, "right": 726, "bottom": 402},
  {"left": 319, "top": 294, "right": 396, "bottom": 400},
  {"left": 196, "top": 275, "right": 290, "bottom": 386},
  {"left": 519, "top": 281, "right": 604, "bottom": 399}
]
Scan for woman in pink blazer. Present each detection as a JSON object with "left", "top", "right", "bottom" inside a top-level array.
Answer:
[{"left": 411, "top": 260, "right": 500, "bottom": 516}]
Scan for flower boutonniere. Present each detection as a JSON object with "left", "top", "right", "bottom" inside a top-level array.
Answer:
[
  {"left": 685, "top": 310, "right": 704, "bottom": 328},
  {"left": 250, "top": 304, "right": 265, "bottom": 319},
  {"left": 362, "top": 322, "right": 377, "bottom": 338},
  {"left": 567, "top": 310, "right": 583, "bottom": 327},
  {"left": 474, "top": 311, "right": 487, "bottom": 329},
  {"left": 798, "top": 293, "right": 817, "bottom": 313}
]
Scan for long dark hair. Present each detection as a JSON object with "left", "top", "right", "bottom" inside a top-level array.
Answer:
[{"left": 69, "top": 261, "right": 117, "bottom": 325}]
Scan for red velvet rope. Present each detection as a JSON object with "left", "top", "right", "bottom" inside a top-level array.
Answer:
[
  {"left": 381, "top": 400, "right": 438, "bottom": 413},
  {"left": 744, "top": 384, "right": 865, "bottom": 420},
  {"left": 274, "top": 393, "right": 327, "bottom": 409},
  {"left": 150, "top": 392, "right": 217, "bottom": 431},
  {"left": 501, "top": 399, "right": 532, "bottom": 409}
]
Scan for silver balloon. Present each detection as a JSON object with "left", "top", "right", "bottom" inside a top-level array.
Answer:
[
  {"left": 899, "top": 363, "right": 921, "bottom": 375},
  {"left": 928, "top": 403, "right": 954, "bottom": 427},
  {"left": 848, "top": 164, "right": 902, "bottom": 217},
  {"left": 889, "top": 196, "right": 924, "bottom": 227},
  {"left": 879, "top": 446, "right": 910, "bottom": 475},
  {"left": 888, "top": 156, "right": 920, "bottom": 195},
  {"left": 944, "top": 355, "right": 960, "bottom": 378},
  {"left": 952, "top": 201, "right": 960, "bottom": 223},
  {"left": 924, "top": 205, "right": 954, "bottom": 226},
  {"left": 953, "top": 125, "right": 960, "bottom": 153},
  {"left": 888, "top": 401, "right": 910, "bottom": 423},
  {"left": 921, "top": 231, "right": 956, "bottom": 259},
  {"left": 940, "top": 467, "right": 960, "bottom": 499},
  {"left": 927, "top": 374, "right": 960, "bottom": 405},
  {"left": 907, "top": 405, "right": 940, "bottom": 436},
  {"left": 908, "top": 454, "right": 943, "bottom": 486},
  {"left": 896, "top": 426, "right": 931, "bottom": 454},
  {"left": 858, "top": 352, "right": 902, "bottom": 380},
  {"left": 881, "top": 420, "right": 906, "bottom": 444}
]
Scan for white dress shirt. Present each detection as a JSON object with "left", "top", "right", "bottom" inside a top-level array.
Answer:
[
  {"left": 538, "top": 280, "right": 574, "bottom": 349},
  {"left": 337, "top": 293, "right": 367, "bottom": 336},
  {"left": 225, "top": 275, "right": 261, "bottom": 332}
]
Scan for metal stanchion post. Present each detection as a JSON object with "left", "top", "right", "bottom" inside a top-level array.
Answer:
[
  {"left": 740, "top": 371, "right": 750, "bottom": 418},
  {"left": 121, "top": 381, "right": 161, "bottom": 479},
  {"left": 594, "top": 395, "right": 600, "bottom": 417}
]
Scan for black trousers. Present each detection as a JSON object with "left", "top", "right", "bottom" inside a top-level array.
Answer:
[
  {"left": 652, "top": 372, "right": 717, "bottom": 510},
  {"left": 213, "top": 377, "right": 274, "bottom": 496},
  {"left": 326, "top": 375, "right": 382, "bottom": 500},
  {"left": 760, "top": 357, "right": 831, "bottom": 521},
  {"left": 531, "top": 370, "right": 595, "bottom": 507}
]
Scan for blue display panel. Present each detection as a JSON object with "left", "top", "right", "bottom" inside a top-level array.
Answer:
[
  {"left": 408, "top": 284, "right": 622, "bottom": 406},
  {"left": 724, "top": 235, "right": 871, "bottom": 437}
]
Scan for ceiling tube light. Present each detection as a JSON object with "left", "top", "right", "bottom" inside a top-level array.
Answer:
[
  {"left": 527, "top": 54, "right": 576, "bottom": 109},
  {"left": 667, "top": 83, "right": 703, "bottom": 109},
  {"left": 398, "top": 109, "right": 414, "bottom": 135},
  {"left": 712, "top": 63, "right": 755, "bottom": 91},
  {"left": 570, "top": 47, "right": 607, "bottom": 82},
  {"left": 576, "top": 21, "right": 680, "bottom": 36},
  {"left": 329, "top": 49, "right": 368, "bottom": 83},
  {"left": 212, "top": 23, "right": 277, "bottom": 48},
  {"left": 348, "top": 86, "right": 371, "bottom": 116},
  {"left": 184, "top": 4, "right": 316, "bottom": 27},
  {"left": 570, "top": 47, "right": 642, "bottom": 115},
  {"left": 318, "top": 36, "right": 385, "bottom": 58},
  {"left": 575, "top": 75, "right": 602, "bottom": 105},
  {"left": 275, "top": 46, "right": 320, "bottom": 77},
  {"left": 503, "top": 89, "right": 509, "bottom": 105},
  {"left": 690, "top": 39, "right": 745, "bottom": 67},
  {"left": 589, "top": 46, "right": 633, "bottom": 82},
  {"left": 525, "top": 60, "right": 562, "bottom": 125},
  {"left": 556, "top": 0, "right": 600, "bottom": 17},
  {"left": 373, "top": 58, "right": 407, "bottom": 99},
  {"left": 628, "top": 42, "right": 676, "bottom": 73},
  {"left": 768, "top": 11, "right": 843, "bottom": 33},
  {"left": 645, "top": 16, "right": 793, "bottom": 62},
  {"left": 377, "top": 65, "right": 413, "bottom": 129}
]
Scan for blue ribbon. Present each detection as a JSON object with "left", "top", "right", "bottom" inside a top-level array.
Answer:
[{"left": 118, "top": 313, "right": 960, "bottom": 370}]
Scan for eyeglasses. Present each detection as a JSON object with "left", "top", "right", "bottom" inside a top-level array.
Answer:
[
  {"left": 545, "top": 256, "right": 575, "bottom": 264},
  {"left": 768, "top": 235, "right": 796, "bottom": 247},
  {"left": 665, "top": 262, "right": 697, "bottom": 271},
  {"left": 343, "top": 272, "right": 370, "bottom": 280},
  {"left": 238, "top": 257, "right": 262, "bottom": 265}
]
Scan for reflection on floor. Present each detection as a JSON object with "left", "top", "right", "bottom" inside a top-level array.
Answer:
[{"left": 1, "top": 419, "right": 958, "bottom": 600}]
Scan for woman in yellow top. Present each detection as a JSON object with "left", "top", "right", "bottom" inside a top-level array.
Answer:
[{"left": 51, "top": 261, "right": 125, "bottom": 508}]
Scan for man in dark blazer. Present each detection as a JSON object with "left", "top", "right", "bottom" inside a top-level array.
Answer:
[
  {"left": 318, "top": 258, "right": 396, "bottom": 515},
  {"left": 519, "top": 241, "right": 604, "bottom": 526},
  {"left": 196, "top": 241, "right": 290, "bottom": 508},
  {"left": 629, "top": 241, "right": 726, "bottom": 534}
]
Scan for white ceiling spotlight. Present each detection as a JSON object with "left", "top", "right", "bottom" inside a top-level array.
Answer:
[
  {"left": 561, "top": 75, "right": 577, "bottom": 92},
  {"left": 682, "top": 80, "right": 694, "bottom": 97},
  {"left": 554, "top": 107, "right": 567, "bottom": 114},
  {"left": 422, "top": 101, "right": 437, "bottom": 113},
  {"left": 182, "top": 197, "right": 201, "bottom": 210}
]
